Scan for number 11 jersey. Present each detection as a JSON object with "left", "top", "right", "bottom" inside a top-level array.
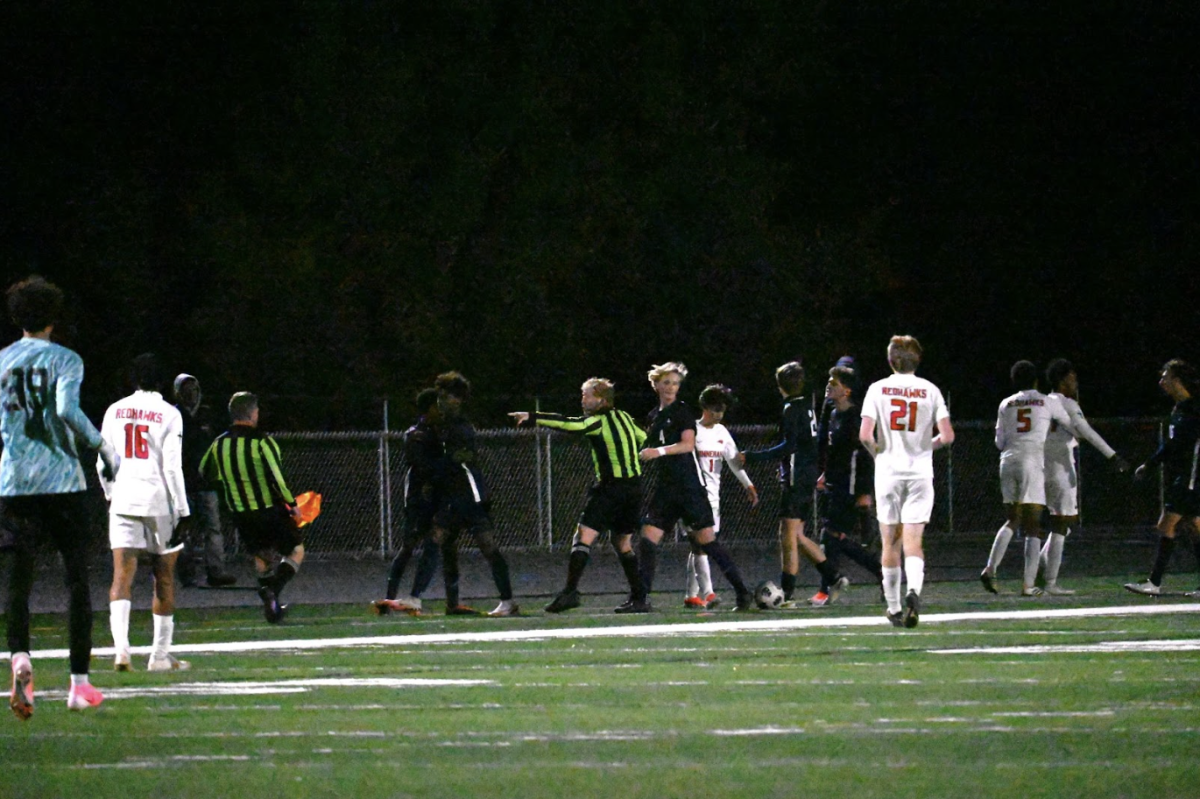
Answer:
[{"left": 862, "top": 373, "right": 950, "bottom": 480}]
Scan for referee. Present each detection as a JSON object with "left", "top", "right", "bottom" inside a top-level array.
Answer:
[
  {"left": 200, "top": 392, "right": 304, "bottom": 623},
  {"left": 510, "top": 377, "right": 648, "bottom": 613}
]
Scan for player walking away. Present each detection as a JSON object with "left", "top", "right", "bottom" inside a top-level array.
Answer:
[
  {"left": 980, "top": 361, "right": 1076, "bottom": 597},
  {"left": 200, "top": 392, "right": 305, "bottom": 623},
  {"left": 98, "top": 354, "right": 191, "bottom": 672},
  {"left": 814, "top": 365, "right": 882, "bottom": 606},
  {"left": 686, "top": 384, "right": 758, "bottom": 609},
  {"left": 173, "top": 373, "right": 236, "bottom": 588},
  {"left": 1042, "top": 359, "right": 1129, "bottom": 594},
  {"left": 430, "top": 371, "right": 519, "bottom": 617},
  {"left": 374, "top": 388, "right": 442, "bottom": 616},
  {"left": 509, "top": 377, "right": 648, "bottom": 613},
  {"left": 638, "top": 363, "right": 754, "bottom": 613},
  {"left": 1124, "top": 360, "right": 1200, "bottom": 597},
  {"left": 2, "top": 276, "right": 117, "bottom": 717},
  {"left": 740, "top": 362, "right": 846, "bottom": 607},
  {"left": 860, "top": 336, "right": 954, "bottom": 628}
]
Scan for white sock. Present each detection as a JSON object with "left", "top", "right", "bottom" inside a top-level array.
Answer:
[
  {"left": 1044, "top": 532, "right": 1067, "bottom": 585},
  {"left": 695, "top": 553, "right": 713, "bottom": 596},
  {"left": 883, "top": 566, "right": 903, "bottom": 614},
  {"left": 904, "top": 556, "right": 925, "bottom": 596},
  {"left": 109, "top": 599, "right": 131, "bottom": 653},
  {"left": 70, "top": 673, "right": 90, "bottom": 688},
  {"left": 1023, "top": 536, "right": 1043, "bottom": 589},
  {"left": 152, "top": 614, "right": 174, "bottom": 659},
  {"left": 685, "top": 553, "right": 699, "bottom": 597},
  {"left": 986, "top": 523, "right": 1014, "bottom": 574}
]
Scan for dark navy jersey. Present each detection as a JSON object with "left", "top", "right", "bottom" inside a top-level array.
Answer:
[
  {"left": 824, "top": 403, "right": 872, "bottom": 496},
  {"left": 403, "top": 414, "right": 442, "bottom": 509},
  {"left": 744, "top": 394, "right": 819, "bottom": 490},
  {"left": 1145, "top": 397, "right": 1200, "bottom": 489},
  {"left": 645, "top": 399, "right": 704, "bottom": 488},
  {"left": 433, "top": 415, "right": 490, "bottom": 505}
]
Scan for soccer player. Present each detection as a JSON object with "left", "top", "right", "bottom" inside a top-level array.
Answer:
[
  {"left": 200, "top": 392, "right": 305, "bottom": 623},
  {"left": 860, "top": 335, "right": 954, "bottom": 628},
  {"left": 740, "top": 362, "right": 846, "bottom": 607},
  {"left": 1042, "top": 359, "right": 1129, "bottom": 594},
  {"left": 1124, "top": 359, "right": 1200, "bottom": 596},
  {"left": 2, "top": 276, "right": 116, "bottom": 717},
  {"left": 637, "top": 363, "right": 753, "bottom": 613},
  {"left": 509, "top": 377, "right": 648, "bottom": 613},
  {"left": 374, "top": 388, "right": 442, "bottom": 615},
  {"left": 173, "top": 373, "right": 236, "bottom": 587},
  {"left": 979, "top": 361, "right": 1076, "bottom": 597},
  {"left": 430, "top": 371, "right": 519, "bottom": 617},
  {"left": 98, "top": 354, "right": 191, "bottom": 672},
  {"left": 687, "top": 384, "right": 758, "bottom": 609},
  {"left": 814, "top": 365, "right": 882, "bottom": 606}
]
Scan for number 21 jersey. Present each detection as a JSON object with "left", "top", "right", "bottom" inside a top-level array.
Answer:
[{"left": 862, "top": 373, "right": 950, "bottom": 480}]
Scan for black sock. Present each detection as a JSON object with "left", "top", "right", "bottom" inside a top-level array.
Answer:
[
  {"left": 638, "top": 537, "right": 660, "bottom": 596},
  {"left": 564, "top": 544, "right": 591, "bottom": 593},
  {"left": 838, "top": 535, "right": 884, "bottom": 582},
  {"left": 486, "top": 550, "right": 513, "bottom": 601},
  {"left": 411, "top": 543, "right": 440, "bottom": 598},
  {"left": 271, "top": 560, "right": 297, "bottom": 598},
  {"left": 820, "top": 535, "right": 841, "bottom": 592},
  {"left": 815, "top": 557, "right": 840, "bottom": 586},
  {"left": 781, "top": 571, "right": 797, "bottom": 600},
  {"left": 618, "top": 550, "right": 645, "bottom": 600},
  {"left": 386, "top": 546, "right": 413, "bottom": 600},
  {"left": 700, "top": 540, "right": 748, "bottom": 596},
  {"left": 1150, "top": 536, "right": 1176, "bottom": 586},
  {"left": 442, "top": 539, "right": 460, "bottom": 607}
]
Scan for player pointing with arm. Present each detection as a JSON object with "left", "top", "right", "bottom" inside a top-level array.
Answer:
[{"left": 859, "top": 335, "right": 954, "bottom": 628}]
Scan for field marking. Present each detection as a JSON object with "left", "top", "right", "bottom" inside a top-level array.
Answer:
[
  {"left": 29, "top": 676, "right": 495, "bottom": 701},
  {"left": 934, "top": 638, "right": 1200, "bottom": 655},
  {"left": 6, "top": 603, "right": 1198, "bottom": 663}
]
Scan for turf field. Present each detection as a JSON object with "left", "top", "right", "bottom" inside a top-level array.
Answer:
[{"left": 4, "top": 578, "right": 1200, "bottom": 799}]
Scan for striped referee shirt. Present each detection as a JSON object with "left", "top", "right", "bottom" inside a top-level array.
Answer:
[
  {"left": 532, "top": 407, "right": 646, "bottom": 482},
  {"left": 199, "top": 424, "right": 295, "bottom": 513}
]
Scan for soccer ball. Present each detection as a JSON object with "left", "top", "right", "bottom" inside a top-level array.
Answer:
[{"left": 754, "top": 580, "right": 784, "bottom": 609}]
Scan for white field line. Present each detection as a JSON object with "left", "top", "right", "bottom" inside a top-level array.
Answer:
[
  {"left": 934, "top": 639, "right": 1200, "bottom": 655},
  {"left": 6, "top": 603, "right": 1198, "bottom": 663}
]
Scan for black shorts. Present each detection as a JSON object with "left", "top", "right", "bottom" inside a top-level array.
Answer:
[
  {"left": 233, "top": 506, "right": 304, "bottom": 556},
  {"left": 0, "top": 492, "right": 90, "bottom": 554},
  {"left": 579, "top": 478, "right": 642, "bottom": 538},
  {"left": 820, "top": 490, "right": 858, "bottom": 535},
  {"left": 641, "top": 479, "right": 714, "bottom": 532},
  {"left": 778, "top": 483, "right": 814, "bottom": 522},
  {"left": 1164, "top": 483, "right": 1200, "bottom": 518},
  {"left": 433, "top": 496, "right": 492, "bottom": 533}
]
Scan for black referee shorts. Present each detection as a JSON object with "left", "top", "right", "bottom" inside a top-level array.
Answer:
[
  {"left": 579, "top": 478, "right": 642, "bottom": 538},
  {"left": 641, "top": 479, "right": 715, "bottom": 532},
  {"left": 233, "top": 506, "right": 304, "bottom": 556}
]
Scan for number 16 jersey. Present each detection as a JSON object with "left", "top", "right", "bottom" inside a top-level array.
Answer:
[{"left": 862, "top": 373, "right": 950, "bottom": 480}]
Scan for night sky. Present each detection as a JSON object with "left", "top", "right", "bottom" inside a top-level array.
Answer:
[{"left": 4, "top": 2, "right": 1197, "bottom": 427}]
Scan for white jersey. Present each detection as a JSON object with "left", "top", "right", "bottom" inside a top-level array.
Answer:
[
  {"left": 862, "top": 373, "right": 950, "bottom": 480},
  {"left": 1044, "top": 392, "right": 1116, "bottom": 461},
  {"left": 97, "top": 390, "right": 189, "bottom": 519},
  {"left": 694, "top": 422, "right": 753, "bottom": 508},
  {"left": 995, "top": 390, "right": 1074, "bottom": 460}
]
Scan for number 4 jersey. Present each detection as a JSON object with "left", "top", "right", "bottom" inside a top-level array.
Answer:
[
  {"left": 862, "top": 373, "right": 951, "bottom": 480},
  {"left": 0, "top": 337, "right": 103, "bottom": 496},
  {"left": 97, "top": 389, "right": 189, "bottom": 518}
]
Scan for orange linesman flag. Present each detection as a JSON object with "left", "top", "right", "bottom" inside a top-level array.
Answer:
[{"left": 294, "top": 491, "right": 323, "bottom": 527}]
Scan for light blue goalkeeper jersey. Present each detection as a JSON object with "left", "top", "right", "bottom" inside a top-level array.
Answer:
[{"left": 0, "top": 336, "right": 103, "bottom": 496}]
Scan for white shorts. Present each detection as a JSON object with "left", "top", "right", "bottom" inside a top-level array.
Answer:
[
  {"left": 1000, "top": 455, "right": 1046, "bottom": 505},
  {"left": 109, "top": 514, "right": 176, "bottom": 554},
  {"left": 874, "top": 475, "right": 934, "bottom": 526},
  {"left": 1044, "top": 450, "right": 1078, "bottom": 516}
]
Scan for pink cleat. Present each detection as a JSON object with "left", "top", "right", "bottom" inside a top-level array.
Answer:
[{"left": 67, "top": 682, "right": 103, "bottom": 711}]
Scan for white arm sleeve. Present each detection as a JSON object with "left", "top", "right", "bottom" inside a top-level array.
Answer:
[
  {"left": 722, "top": 438, "right": 754, "bottom": 489},
  {"left": 1067, "top": 403, "right": 1116, "bottom": 459},
  {"left": 161, "top": 412, "right": 190, "bottom": 519}
]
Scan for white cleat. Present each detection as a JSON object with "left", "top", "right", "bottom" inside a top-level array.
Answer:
[
  {"left": 147, "top": 654, "right": 191, "bottom": 672},
  {"left": 1044, "top": 583, "right": 1076, "bottom": 596},
  {"left": 10, "top": 654, "right": 34, "bottom": 721},
  {"left": 1021, "top": 586, "right": 1045, "bottom": 597},
  {"left": 114, "top": 649, "right": 132, "bottom": 672},
  {"left": 487, "top": 600, "right": 520, "bottom": 617},
  {"left": 1124, "top": 580, "right": 1162, "bottom": 596}
]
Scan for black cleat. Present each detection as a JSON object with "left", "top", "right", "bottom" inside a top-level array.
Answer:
[
  {"left": 980, "top": 569, "right": 998, "bottom": 594},
  {"left": 258, "top": 586, "right": 282, "bottom": 623},
  {"left": 903, "top": 590, "right": 920, "bottom": 628},
  {"left": 886, "top": 610, "right": 904, "bottom": 628},
  {"left": 446, "top": 604, "right": 483, "bottom": 616},
  {"left": 544, "top": 590, "right": 581, "bottom": 614},
  {"left": 614, "top": 598, "right": 652, "bottom": 614},
  {"left": 734, "top": 592, "right": 754, "bottom": 611}
]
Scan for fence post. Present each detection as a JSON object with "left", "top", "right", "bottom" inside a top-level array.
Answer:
[
  {"left": 545, "top": 423, "right": 555, "bottom": 551},
  {"left": 534, "top": 397, "right": 545, "bottom": 548},
  {"left": 379, "top": 399, "right": 391, "bottom": 558}
]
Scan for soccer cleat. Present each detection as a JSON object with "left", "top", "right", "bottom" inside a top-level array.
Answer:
[
  {"left": 733, "top": 592, "right": 754, "bottom": 612},
  {"left": 778, "top": 599, "right": 803, "bottom": 609},
  {"left": 114, "top": 649, "right": 132, "bottom": 672},
  {"left": 703, "top": 592, "right": 720, "bottom": 609},
  {"left": 147, "top": 654, "right": 191, "bottom": 672},
  {"left": 1021, "top": 586, "right": 1044, "bottom": 597},
  {"left": 446, "top": 604, "right": 482, "bottom": 616},
  {"left": 684, "top": 595, "right": 707, "bottom": 608},
  {"left": 828, "top": 575, "right": 851, "bottom": 604},
  {"left": 487, "top": 600, "right": 520, "bottom": 617},
  {"left": 544, "top": 590, "right": 581, "bottom": 614},
  {"left": 886, "top": 610, "right": 905, "bottom": 628},
  {"left": 614, "top": 598, "right": 652, "bottom": 614},
  {"left": 1184, "top": 588, "right": 1200, "bottom": 599},
  {"left": 205, "top": 571, "right": 237, "bottom": 588},
  {"left": 902, "top": 590, "right": 920, "bottom": 628},
  {"left": 980, "top": 569, "right": 999, "bottom": 595},
  {"left": 1044, "top": 583, "right": 1076, "bottom": 596},
  {"left": 809, "top": 591, "right": 830, "bottom": 607},
  {"left": 1124, "top": 580, "right": 1162, "bottom": 596},
  {"left": 372, "top": 599, "right": 391, "bottom": 616},
  {"left": 10, "top": 656, "right": 33, "bottom": 721},
  {"left": 66, "top": 682, "right": 103, "bottom": 711},
  {"left": 258, "top": 585, "right": 283, "bottom": 623}
]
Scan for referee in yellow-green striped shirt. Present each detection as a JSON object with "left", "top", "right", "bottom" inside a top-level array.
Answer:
[{"left": 200, "top": 391, "right": 304, "bottom": 623}]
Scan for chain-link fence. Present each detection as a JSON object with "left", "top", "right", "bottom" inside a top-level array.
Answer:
[{"left": 275, "top": 417, "right": 1165, "bottom": 561}]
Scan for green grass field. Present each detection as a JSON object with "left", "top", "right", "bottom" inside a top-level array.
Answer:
[{"left": 5, "top": 578, "right": 1200, "bottom": 799}]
